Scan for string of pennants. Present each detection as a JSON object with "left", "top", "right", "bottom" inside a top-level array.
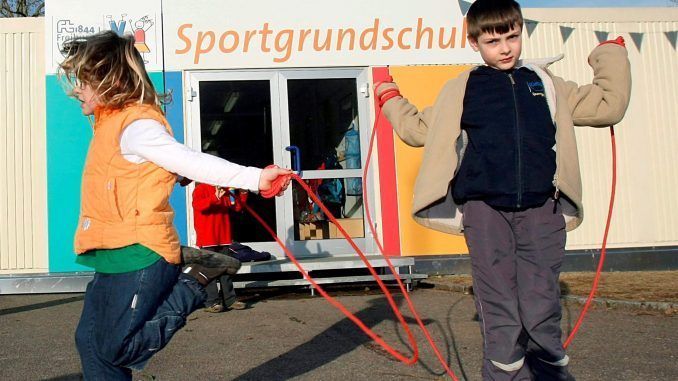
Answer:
[
  {"left": 456, "top": 0, "right": 677, "bottom": 51},
  {"left": 524, "top": 20, "right": 677, "bottom": 51}
]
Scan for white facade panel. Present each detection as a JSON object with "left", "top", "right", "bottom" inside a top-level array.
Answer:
[
  {"left": 0, "top": 18, "right": 48, "bottom": 273},
  {"left": 1, "top": 7, "right": 676, "bottom": 276},
  {"left": 522, "top": 9, "right": 678, "bottom": 249}
]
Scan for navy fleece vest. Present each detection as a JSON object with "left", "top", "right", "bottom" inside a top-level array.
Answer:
[{"left": 453, "top": 66, "right": 556, "bottom": 210}]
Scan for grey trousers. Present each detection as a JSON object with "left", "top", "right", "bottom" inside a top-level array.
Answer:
[
  {"left": 200, "top": 245, "right": 238, "bottom": 308},
  {"left": 463, "top": 199, "right": 573, "bottom": 381},
  {"left": 205, "top": 275, "right": 237, "bottom": 308}
]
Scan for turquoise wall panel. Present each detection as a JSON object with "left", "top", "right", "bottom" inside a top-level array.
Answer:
[
  {"left": 164, "top": 71, "right": 188, "bottom": 245},
  {"left": 46, "top": 75, "right": 91, "bottom": 273},
  {"left": 46, "top": 72, "right": 186, "bottom": 273}
]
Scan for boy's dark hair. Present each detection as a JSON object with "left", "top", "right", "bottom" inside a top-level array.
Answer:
[
  {"left": 466, "top": 0, "right": 523, "bottom": 40},
  {"left": 59, "top": 31, "right": 168, "bottom": 110}
]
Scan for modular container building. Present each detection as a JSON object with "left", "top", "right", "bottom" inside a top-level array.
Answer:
[{"left": 1, "top": 1, "right": 677, "bottom": 293}]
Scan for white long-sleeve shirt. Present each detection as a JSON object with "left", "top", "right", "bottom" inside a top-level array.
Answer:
[{"left": 119, "top": 119, "right": 262, "bottom": 191}]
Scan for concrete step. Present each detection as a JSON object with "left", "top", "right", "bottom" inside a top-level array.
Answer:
[
  {"left": 234, "top": 273, "right": 428, "bottom": 290},
  {"left": 235, "top": 255, "right": 424, "bottom": 291},
  {"left": 238, "top": 254, "right": 414, "bottom": 273},
  {"left": 0, "top": 255, "right": 426, "bottom": 294}
]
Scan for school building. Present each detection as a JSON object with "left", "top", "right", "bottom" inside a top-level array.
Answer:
[{"left": 1, "top": 1, "right": 677, "bottom": 293}]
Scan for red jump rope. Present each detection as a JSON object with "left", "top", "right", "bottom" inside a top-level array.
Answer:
[
  {"left": 369, "top": 67, "right": 618, "bottom": 351},
  {"left": 246, "top": 75, "right": 460, "bottom": 379},
  {"left": 564, "top": 125, "right": 616, "bottom": 348},
  {"left": 248, "top": 168, "right": 459, "bottom": 379},
  {"left": 244, "top": 66, "right": 618, "bottom": 377},
  {"left": 565, "top": 39, "right": 625, "bottom": 347}
]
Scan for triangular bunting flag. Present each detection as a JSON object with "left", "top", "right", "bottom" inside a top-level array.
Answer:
[
  {"left": 458, "top": 0, "right": 473, "bottom": 16},
  {"left": 629, "top": 32, "right": 644, "bottom": 51},
  {"left": 525, "top": 19, "right": 539, "bottom": 37},
  {"left": 665, "top": 31, "right": 677, "bottom": 50},
  {"left": 595, "top": 31, "right": 609, "bottom": 43},
  {"left": 560, "top": 26, "right": 574, "bottom": 44}
]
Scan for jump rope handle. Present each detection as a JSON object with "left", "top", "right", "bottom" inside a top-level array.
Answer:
[
  {"left": 373, "top": 66, "right": 392, "bottom": 83},
  {"left": 259, "top": 165, "right": 293, "bottom": 199},
  {"left": 373, "top": 67, "right": 404, "bottom": 109}
]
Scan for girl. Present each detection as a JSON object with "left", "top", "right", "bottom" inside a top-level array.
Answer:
[{"left": 59, "top": 30, "right": 291, "bottom": 380}]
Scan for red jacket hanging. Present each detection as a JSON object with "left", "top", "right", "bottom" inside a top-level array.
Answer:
[{"left": 192, "top": 183, "right": 247, "bottom": 248}]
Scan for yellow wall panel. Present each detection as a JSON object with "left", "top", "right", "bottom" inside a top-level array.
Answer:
[{"left": 389, "top": 65, "right": 472, "bottom": 256}]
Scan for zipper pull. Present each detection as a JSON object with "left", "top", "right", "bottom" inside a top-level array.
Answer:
[{"left": 508, "top": 73, "right": 515, "bottom": 85}]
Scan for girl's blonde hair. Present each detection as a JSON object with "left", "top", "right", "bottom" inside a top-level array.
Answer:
[{"left": 58, "top": 31, "right": 168, "bottom": 110}]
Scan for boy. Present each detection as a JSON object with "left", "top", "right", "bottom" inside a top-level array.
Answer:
[{"left": 375, "top": 0, "right": 631, "bottom": 379}]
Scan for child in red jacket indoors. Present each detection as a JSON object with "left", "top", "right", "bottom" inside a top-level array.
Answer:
[
  {"left": 192, "top": 183, "right": 249, "bottom": 312},
  {"left": 193, "top": 183, "right": 248, "bottom": 248}
]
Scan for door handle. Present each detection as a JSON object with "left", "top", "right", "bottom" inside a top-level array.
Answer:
[{"left": 285, "top": 145, "right": 302, "bottom": 177}]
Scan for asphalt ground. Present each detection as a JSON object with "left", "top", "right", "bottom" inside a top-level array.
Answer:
[{"left": 1, "top": 284, "right": 676, "bottom": 381}]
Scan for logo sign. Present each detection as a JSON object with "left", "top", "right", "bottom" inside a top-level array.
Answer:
[
  {"left": 47, "top": 0, "right": 480, "bottom": 73},
  {"left": 47, "top": 0, "right": 163, "bottom": 74},
  {"left": 163, "top": 0, "right": 479, "bottom": 70}
]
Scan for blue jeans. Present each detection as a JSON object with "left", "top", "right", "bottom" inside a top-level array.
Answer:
[{"left": 75, "top": 259, "right": 206, "bottom": 380}]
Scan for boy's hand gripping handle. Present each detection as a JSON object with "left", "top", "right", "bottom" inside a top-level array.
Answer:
[
  {"left": 373, "top": 67, "right": 401, "bottom": 107},
  {"left": 598, "top": 36, "right": 625, "bottom": 47}
]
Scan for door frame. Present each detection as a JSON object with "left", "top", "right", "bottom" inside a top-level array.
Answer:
[{"left": 184, "top": 68, "right": 375, "bottom": 258}]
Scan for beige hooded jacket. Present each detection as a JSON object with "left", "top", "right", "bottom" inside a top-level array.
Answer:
[{"left": 381, "top": 43, "right": 631, "bottom": 235}]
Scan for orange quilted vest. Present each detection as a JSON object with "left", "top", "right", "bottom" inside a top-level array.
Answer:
[{"left": 74, "top": 104, "right": 181, "bottom": 264}]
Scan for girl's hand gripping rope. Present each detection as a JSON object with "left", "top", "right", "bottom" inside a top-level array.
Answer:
[{"left": 259, "top": 165, "right": 293, "bottom": 198}]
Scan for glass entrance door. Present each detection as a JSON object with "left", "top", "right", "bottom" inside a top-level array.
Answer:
[
  {"left": 279, "top": 69, "right": 371, "bottom": 257},
  {"left": 186, "top": 69, "right": 372, "bottom": 258}
]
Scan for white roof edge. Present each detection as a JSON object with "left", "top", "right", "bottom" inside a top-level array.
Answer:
[{"left": 523, "top": 7, "right": 678, "bottom": 23}]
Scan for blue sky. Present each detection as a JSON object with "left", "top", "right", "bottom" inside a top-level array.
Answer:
[{"left": 520, "top": 0, "right": 673, "bottom": 7}]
